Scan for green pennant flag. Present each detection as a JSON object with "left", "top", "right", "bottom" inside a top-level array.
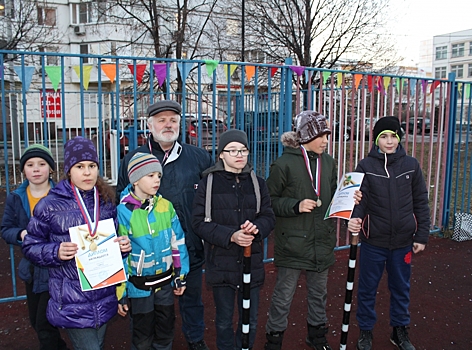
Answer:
[
  {"left": 322, "top": 71, "right": 331, "bottom": 85},
  {"left": 44, "top": 66, "right": 62, "bottom": 92},
  {"left": 204, "top": 60, "right": 219, "bottom": 77},
  {"left": 395, "top": 78, "right": 401, "bottom": 93}
]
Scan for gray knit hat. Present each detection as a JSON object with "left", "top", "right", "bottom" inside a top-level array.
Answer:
[
  {"left": 128, "top": 152, "right": 163, "bottom": 184},
  {"left": 217, "top": 129, "right": 249, "bottom": 155},
  {"left": 295, "top": 111, "right": 331, "bottom": 144},
  {"left": 20, "top": 144, "right": 55, "bottom": 171}
]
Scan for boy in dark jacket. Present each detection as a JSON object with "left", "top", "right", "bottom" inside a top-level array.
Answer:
[
  {"left": 1, "top": 144, "right": 68, "bottom": 350},
  {"left": 192, "top": 129, "right": 275, "bottom": 350},
  {"left": 264, "top": 111, "right": 339, "bottom": 350},
  {"left": 348, "top": 116, "right": 430, "bottom": 350}
]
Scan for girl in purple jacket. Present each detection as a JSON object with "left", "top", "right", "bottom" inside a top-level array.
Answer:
[{"left": 23, "top": 137, "right": 131, "bottom": 350}]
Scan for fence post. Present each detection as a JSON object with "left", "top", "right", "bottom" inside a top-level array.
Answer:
[
  {"left": 442, "top": 72, "right": 458, "bottom": 230},
  {"left": 283, "top": 58, "right": 293, "bottom": 126}
]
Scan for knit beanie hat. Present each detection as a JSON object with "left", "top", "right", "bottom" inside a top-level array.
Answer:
[
  {"left": 295, "top": 111, "right": 331, "bottom": 144},
  {"left": 63, "top": 136, "right": 99, "bottom": 174},
  {"left": 128, "top": 152, "right": 163, "bottom": 184},
  {"left": 147, "top": 100, "right": 182, "bottom": 117},
  {"left": 20, "top": 144, "right": 55, "bottom": 172},
  {"left": 373, "top": 116, "right": 403, "bottom": 145},
  {"left": 217, "top": 129, "right": 249, "bottom": 155}
]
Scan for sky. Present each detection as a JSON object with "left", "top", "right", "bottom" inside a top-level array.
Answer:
[{"left": 388, "top": 0, "right": 470, "bottom": 65}]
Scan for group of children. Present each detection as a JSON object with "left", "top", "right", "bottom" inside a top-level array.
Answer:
[{"left": 1, "top": 111, "right": 429, "bottom": 350}]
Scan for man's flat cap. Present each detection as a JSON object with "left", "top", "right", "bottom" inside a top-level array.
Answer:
[{"left": 147, "top": 100, "right": 182, "bottom": 117}]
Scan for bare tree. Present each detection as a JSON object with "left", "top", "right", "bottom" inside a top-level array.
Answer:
[
  {"left": 236, "top": 0, "right": 401, "bottom": 82},
  {"left": 0, "top": 0, "right": 62, "bottom": 60}
]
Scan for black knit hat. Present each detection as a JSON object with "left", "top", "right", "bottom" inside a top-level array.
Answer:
[
  {"left": 373, "top": 116, "right": 403, "bottom": 145},
  {"left": 20, "top": 144, "right": 55, "bottom": 172},
  {"left": 147, "top": 100, "right": 182, "bottom": 117},
  {"left": 217, "top": 129, "right": 249, "bottom": 155}
]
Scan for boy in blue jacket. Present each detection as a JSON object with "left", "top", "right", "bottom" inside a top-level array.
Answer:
[
  {"left": 1, "top": 144, "right": 68, "bottom": 350},
  {"left": 117, "top": 152, "right": 189, "bottom": 350},
  {"left": 348, "top": 116, "right": 430, "bottom": 350}
]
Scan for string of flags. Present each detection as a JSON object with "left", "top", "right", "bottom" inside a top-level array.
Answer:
[{"left": 1, "top": 61, "right": 469, "bottom": 98}]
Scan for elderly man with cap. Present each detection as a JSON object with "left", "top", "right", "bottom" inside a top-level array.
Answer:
[
  {"left": 263, "top": 111, "right": 360, "bottom": 350},
  {"left": 117, "top": 100, "right": 212, "bottom": 350}
]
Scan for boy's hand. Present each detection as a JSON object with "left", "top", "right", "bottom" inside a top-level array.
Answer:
[
  {"left": 174, "top": 286, "right": 186, "bottom": 296},
  {"left": 299, "top": 199, "right": 318, "bottom": 213},
  {"left": 348, "top": 218, "right": 362, "bottom": 233},
  {"left": 413, "top": 243, "right": 425, "bottom": 254},
  {"left": 117, "top": 300, "right": 129, "bottom": 317},
  {"left": 115, "top": 236, "right": 131, "bottom": 252},
  {"left": 353, "top": 190, "right": 362, "bottom": 205},
  {"left": 231, "top": 230, "right": 255, "bottom": 247}
]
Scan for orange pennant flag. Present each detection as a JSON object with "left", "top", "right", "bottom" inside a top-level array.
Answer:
[
  {"left": 245, "top": 65, "right": 256, "bottom": 82},
  {"left": 101, "top": 64, "right": 117, "bottom": 83},
  {"left": 353, "top": 74, "right": 362, "bottom": 90}
]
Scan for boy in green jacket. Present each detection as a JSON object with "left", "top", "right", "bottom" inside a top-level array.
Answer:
[{"left": 264, "top": 111, "right": 347, "bottom": 350}]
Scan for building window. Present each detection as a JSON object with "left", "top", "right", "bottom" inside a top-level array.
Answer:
[
  {"left": 80, "top": 44, "right": 89, "bottom": 63},
  {"left": 71, "top": 2, "right": 92, "bottom": 24},
  {"left": 435, "top": 66, "right": 447, "bottom": 79},
  {"left": 451, "top": 43, "right": 465, "bottom": 58},
  {"left": 38, "top": 47, "right": 59, "bottom": 65},
  {"left": 0, "top": 0, "right": 5, "bottom": 17},
  {"left": 468, "top": 64, "right": 472, "bottom": 78},
  {"left": 37, "top": 7, "right": 56, "bottom": 26},
  {"left": 470, "top": 42, "right": 472, "bottom": 56},
  {"left": 246, "top": 50, "right": 265, "bottom": 63},
  {"left": 451, "top": 64, "right": 463, "bottom": 78},
  {"left": 435, "top": 46, "right": 447, "bottom": 60}
]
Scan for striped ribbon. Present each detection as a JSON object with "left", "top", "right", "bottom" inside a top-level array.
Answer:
[{"left": 241, "top": 246, "right": 252, "bottom": 350}]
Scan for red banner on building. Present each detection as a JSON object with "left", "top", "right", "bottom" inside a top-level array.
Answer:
[{"left": 40, "top": 89, "right": 61, "bottom": 119}]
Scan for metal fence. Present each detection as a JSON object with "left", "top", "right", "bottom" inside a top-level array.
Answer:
[{"left": 1, "top": 50, "right": 471, "bottom": 302}]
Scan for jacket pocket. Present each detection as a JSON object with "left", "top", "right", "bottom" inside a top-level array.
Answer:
[{"left": 280, "top": 230, "right": 311, "bottom": 259}]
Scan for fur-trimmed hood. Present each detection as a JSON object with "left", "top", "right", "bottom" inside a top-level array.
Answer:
[{"left": 280, "top": 131, "right": 300, "bottom": 148}]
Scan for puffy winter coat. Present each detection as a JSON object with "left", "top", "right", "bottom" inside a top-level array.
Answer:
[
  {"left": 192, "top": 161, "right": 275, "bottom": 289},
  {"left": 22, "top": 180, "right": 118, "bottom": 329},
  {"left": 266, "top": 132, "right": 338, "bottom": 272},
  {"left": 117, "top": 136, "right": 213, "bottom": 270},
  {"left": 351, "top": 144, "right": 430, "bottom": 249},
  {"left": 1, "top": 180, "right": 54, "bottom": 293},
  {"left": 118, "top": 184, "right": 190, "bottom": 298}
]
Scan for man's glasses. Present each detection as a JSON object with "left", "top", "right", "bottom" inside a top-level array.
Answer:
[{"left": 222, "top": 149, "right": 250, "bottom": 157}]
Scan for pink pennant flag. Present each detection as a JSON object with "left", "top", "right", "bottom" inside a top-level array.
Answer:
[
  {"left": 128, "top": 64, "right": 147, "bottom": 85},
  {"left": 430, "top": 80, "right": 441, "bottom": 94},
  {"left": 289, "top": 65, "right": 305, "bottom": 76},
  {"left": 153, "top": 63, "right": 167, "bottom": 87},
  {"left": 421, "top": 79, "right": 427, "bottom": 94}
]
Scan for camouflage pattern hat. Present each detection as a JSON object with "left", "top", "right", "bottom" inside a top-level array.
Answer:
[{"left": 295, "top": 111, "right": 331, "bottom": 144}]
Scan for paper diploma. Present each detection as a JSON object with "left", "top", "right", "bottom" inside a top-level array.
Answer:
[
  {"left": 69, "top": 218, "right": 127, "bottom": 291},
  {"left": 324, "top": 172, "right": 364, "bottom": 220}
]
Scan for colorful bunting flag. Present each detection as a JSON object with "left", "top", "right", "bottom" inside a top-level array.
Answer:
[
  {"left": 336, "top": 73, "right": 343, "bottom": 88},
  {"left": 464, "top": 84, "right": 471, "bottom": 99},
  {"left": 101, "top": 64, "right": 117, "bottom": 83},
  {"left": 13, "top": 66, "right": 36, "bottom": 92},
  {"left": 177, "top": 62, "right": 194, "bottom": 81},
  {"left": 225, "top": 64, "right": 238, "bottom": 81},
  {"left": 410, "top": 79, "right": 417, "bottom": 95},
  {"left": 322, "top": 71, "right": 331, "bottom": 85},
  {"left": 270, "top": 66, "right": 279, "bottom": 78},
  {"left": 430, "top": 80, "right": 441, "bottom": 94},
  {"left": 44, "top": 66, "right": 62, "bottom": 92},
  {"left": 127, "top": 64, "right": 147, "bottom": 85},
  {"left": 289, "top": 65, "right": 305, "bottom": 76},
  {"left": 245, "top": 66, "right": 256, "bottom": 82},
  {"left": 421, "top": 79, "right": 427, "bottom": 94},
  {"left": 353, "top": 74, "right": 362, "bottom": 90},
  {"left": 395, "top": 78, "right": 401, "bottom": 93},
  {"left": 204, "top": 60, "right": 219, "bottom": 78},
  {"left": 153, "top": 63, "right": 167, "bottom": 87},
  {"left": 72, "top": 65, "right": 93, "bottom": 90},
  {"left": 383, "top": 77, "right": 391, "bottom": 91},
  {"left": 367, "top": 75, "right": 373, "bottom": 93}
]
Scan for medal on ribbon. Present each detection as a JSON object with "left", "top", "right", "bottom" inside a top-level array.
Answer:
[{"left": 72, "top": 183, "right": 100, "bottom": 251}]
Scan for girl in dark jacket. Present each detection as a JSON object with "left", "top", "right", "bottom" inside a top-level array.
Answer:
[
  {"left": 1, "top": 144, "right": 68, "bottom": 350},
  {"left": 22, "top": 137, "right": 131, "bottom": 350},
  {"left": 348, "top": 117, "right": 430, "bottom": 350},
  {"left": 192, "top": 129, "right": 275, "bottom": 350}
]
